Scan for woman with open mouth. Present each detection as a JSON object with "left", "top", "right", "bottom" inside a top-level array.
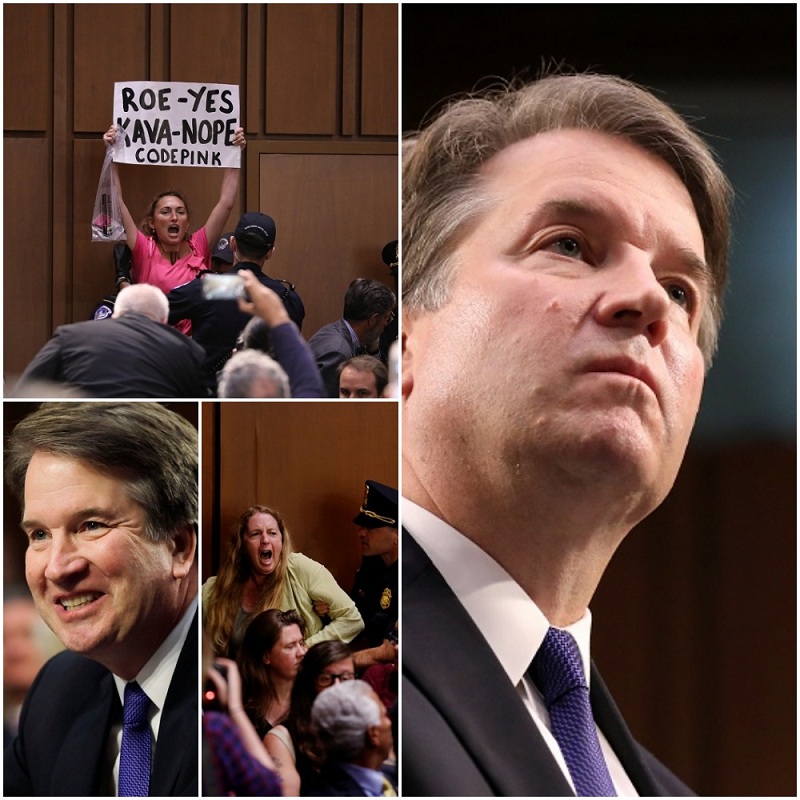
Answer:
[
  {"left": 101, "top": 124, "right": 247, "bottom": 334},
  {"left": 203, "top": 504, "right": 364, "bottom": 660}
]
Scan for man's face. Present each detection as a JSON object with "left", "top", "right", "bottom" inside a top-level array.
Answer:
[
  {"left": 243, "top": 512, "right": 283, "bottom": 577},
  {"left": 404, "top": 129, "right": 708, "bottom": 515},
  {"left": 22, "top": 452, "right": 185, "bottom": 672},
  {"left": 339, "top": 366, "right": 379, "bottom": 398},
  {"left": 368, "top": 691, "right": 394, "bottom": 760},
  {"left": 358, "top": 525, "right": 398, "bottom": 560},
  {"left": 3, "top": 598, "right": 47, "bottom": 693}
]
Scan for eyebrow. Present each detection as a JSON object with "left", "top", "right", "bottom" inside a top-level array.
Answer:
[
  {"left": 525, "top": 197, "right": 712, "bottom": 286},
  {"left": 20, "top": 506, "right": 115, "bottom": 532}
]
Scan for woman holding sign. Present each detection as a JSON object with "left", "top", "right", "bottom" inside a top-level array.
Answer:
[{"left": 102, "top": 124, "right": 246, "bottom": 331}]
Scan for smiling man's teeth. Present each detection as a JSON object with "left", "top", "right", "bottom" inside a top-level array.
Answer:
[{"left": 60, "top": 593, "right": 99, "bottom": 610}]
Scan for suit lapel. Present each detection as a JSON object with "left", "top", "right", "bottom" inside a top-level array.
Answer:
[
  {"left": 591, "top": 666, "right": 663, "bottom": 796},
  {"left": 50, "top": 671, "right": 117, "bottom": 795},
  {"left": 150, "top": 610, "right": 199, "bottom": 796},
  {"left": 403, "top": 530, "right": 572, "bottom": 796}
]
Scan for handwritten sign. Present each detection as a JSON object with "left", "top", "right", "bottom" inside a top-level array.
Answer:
[{"left": 112, "top": 81, "right": 240, "bottom": 168}]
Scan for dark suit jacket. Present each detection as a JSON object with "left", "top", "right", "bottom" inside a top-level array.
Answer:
[
  {"left": 4, "top": 611, "right": 199, "bottom": 797},
  {"left": 401, "top": 531, "right": 694, "bottom": 797},
  {"left": 302, "top": 763, "right": 392, "bottom": 797},
  {"left": 14, "top": 313, "right": 206, "bottom": 398},
  {"left": 307, "top": 318, "right": 360, "bottom": 398}
]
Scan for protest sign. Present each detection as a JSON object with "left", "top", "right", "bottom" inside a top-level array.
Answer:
[{"left": 112, "top": 81, "right": 240, "bottom": 168}]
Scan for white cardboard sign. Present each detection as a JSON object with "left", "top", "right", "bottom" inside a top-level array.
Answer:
[{"left": 112, "top": 81, "right": 240, "bottom": 168}]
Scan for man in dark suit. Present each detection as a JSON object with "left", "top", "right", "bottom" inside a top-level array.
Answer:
[
  {"left": 308, "top": 278, "right": 395, "bottom": 397},
  {"left": 304, "top": 680, "right": 396, "bottom": 797},
  {"left": 401, "top": 73, "right": 732, "bottom": 795},
  {"left": 4, "top": 402, "right": 200, "bottom": 796},
  {"left": 12, "top": 284, "right": 206, "bottom": 398},
  {"left": 167, "top": 212, "right": 305, "bottom": 393}
]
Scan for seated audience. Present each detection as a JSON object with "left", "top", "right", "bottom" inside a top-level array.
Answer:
[
  {"left": 266, "top": 641, "right": 356, "bottom": 794},
  {"left": 204, "top": 505, "right": 364, "bottom": 659},
  {"left": 337, "top": 355, "right": 388, "bottom": 399},
  {"left": 218, "top": 350, "right": 290, "bottom": 398},
  {"left": 236, "top": 270, "right": 325, "bottom": 398},
  {"left": 12, "top": 283, "right": 206, "bottom": 398},
  {"left": 238, "top": 610, "right": 307, "bottom": 737},
  {"left": 307, "top": 279, "right": 395, "bottom": 397},
  {"left": 203, "top": 631, "right": 283, "bottom": 797},
  {"left": 304, "top": 680, "right": 396, "bottom": 796}
]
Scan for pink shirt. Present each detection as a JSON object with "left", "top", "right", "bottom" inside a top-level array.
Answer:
[{"left": 132, "top": 227, "right": 210, "bottom": 335}]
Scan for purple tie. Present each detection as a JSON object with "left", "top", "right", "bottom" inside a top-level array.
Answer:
[
  {"left": 119, "top": 681, "right": 151, "bottom": 797},
  {"left": 529, "top": 628, "right": 617, "bottom": 797}
]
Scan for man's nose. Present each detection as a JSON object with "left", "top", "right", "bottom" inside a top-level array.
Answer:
[
  {"left": 43, "top": 535, "right": 89, "bottom": 583},
  {"left": 592, "top": 248, "right": 671, "bottom": 347}
]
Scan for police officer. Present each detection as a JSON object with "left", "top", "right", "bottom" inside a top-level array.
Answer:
[{"left": 350, "top": 480, "right": 398, "bottom": 671}]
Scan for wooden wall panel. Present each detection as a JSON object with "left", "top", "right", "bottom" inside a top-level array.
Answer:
[
  {"left": 361, "top": 4, "right": 398, "bottom": 135},
  {"left": 73, "top": 4, "right": 148, "bottom": 132},
  {"left": 258, "top": 151, "right": 398, "bottom": 339},
  {"left": 265, "top": 4, "right": 338, "bottom": 134},
  {"left": 4, "top": 139, "right": 52, "bottom": 379},
  {"left": 170, "top": 4, "right": 242, "bottom": 87},
  {"left": 207, "top": 402, "right": 398, "bottom": 591},
  {"left": 3, "top": 4, "right": 51, "bottom": 131},
  {"left": 201, "top": 401, "right": 217, "bottom": 581}
]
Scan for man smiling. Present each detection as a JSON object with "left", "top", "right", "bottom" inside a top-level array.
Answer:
[
  {"left": 401, "top": 73, "right": 732, "bottom": 796},
  {"left": 4, "top": 402, "right": 199, "bottom": 797}
]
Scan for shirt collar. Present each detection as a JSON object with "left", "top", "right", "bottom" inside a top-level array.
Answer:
[
  {"left": 113, "top": 595, "right": 197, "bottom": 715},
  {"left": 403, "top": 500, "right": 593, "bottom": 685}
]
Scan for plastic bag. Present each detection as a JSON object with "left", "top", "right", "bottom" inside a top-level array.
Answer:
[{"left": 91, "top": 146, "right": 125, "bottom": 242}]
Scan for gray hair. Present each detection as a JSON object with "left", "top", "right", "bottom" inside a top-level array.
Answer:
[
  {"left": 5, "top": 402, "right": 198, "bottom": 542},
  {"left": 113, "top": 283, "right": 169, "bottom": 324},
  {"left": 217, "top": 350, "right": 290, "bottom": 398},
  {"left": 311, "top": 679, "right": 381, "bottom": 762},
  {"left": 403, "top": 72, "right": 733, "bottom": 365}
]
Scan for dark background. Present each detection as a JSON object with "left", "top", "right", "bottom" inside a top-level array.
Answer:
[{"left": 402, "top": 4, "right": 796, "bottom": 796}]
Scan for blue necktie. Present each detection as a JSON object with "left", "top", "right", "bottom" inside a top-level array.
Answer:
[
  {"left": 119, "top": 681, "right": 151, "bottom": 797},
  {"left": 529, "top": 628, "right": 617, "bottom": 797}
]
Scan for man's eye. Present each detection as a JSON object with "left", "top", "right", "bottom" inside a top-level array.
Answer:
[
  {"left": 28, "top": 530, "right": 49, "bottom": 543},
  {"left": 83, "top": 521, "right": 109, "bottom": 532},
  {"left": 546, "top": 237, "right": 584, "bottom": 259},
  {"left": 665, "top": 283, "right": 691, "bottom": 309}
]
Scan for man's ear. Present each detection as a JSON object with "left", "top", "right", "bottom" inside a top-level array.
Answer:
[
  {"left": 401, "top": 310, "right": 417, "bottom": 400},
  {"left": 366, "top": 724, "right": 381, "bottom": 748},
  {"left": 265, "top": 245, "right": 276, "bottom": 260},
  {"left": 170, "top": 523, "right": 197, "bottom": 579}
]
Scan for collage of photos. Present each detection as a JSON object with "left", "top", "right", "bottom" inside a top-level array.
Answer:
[{"left": 2, "top": 4, "right": 796, "bottom": 799}]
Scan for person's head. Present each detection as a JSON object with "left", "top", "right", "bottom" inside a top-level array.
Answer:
[
  {"left": 294, "top": 640, "right": 355, "bottom": 700},
  {"left": 342, "top": 279, "right": 396, "bottom": 343},
  {"left": 402, "top": 73, "right": 733, "bottom": 531},
  {"left": 236, "top": 317, "right": 275, "bottom": 357},
  {"left": 311, "top": 679, "right": 393, "bottom": 767},
  {"left": 231, "top": 212, "right": 276, "bottom": 263},
  {"left": 112, "top": 283, "right": 169, "bottom": 324},
  {"left": 217, "top": 350, "right": 290, "bottom": 398},
  {"left": 230, "top": 505, "right": 294, "bottom": 583},
  {"left": 211, "top": 232, "right": 235, "bottom": 273},
  {"left": 141, "top": 190, "right": 191, "bottom": 245},
  {"left": 239, "top": 609, "right": 307, "bottom": 685},
  {"left": 338, "top": 355, "right": 388, "bottom": 399},
  {"left": 404, "top": 72, "right": 731, "bottom": 365},
  {"left": 5, "top": 402, "right": 198, "bottom": 679},
  {"left": 3, "top": 587, "right": 62, "bottom": 702},
  {"left": 353, "top": 480, "right": 398, "bottom": 564}
]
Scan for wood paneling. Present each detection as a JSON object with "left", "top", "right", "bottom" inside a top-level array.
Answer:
[
  {"left": 3, "top": 4, "right": 51, "bottom": 131},
  {"left": 265, "top": 4, "right": 338, "bottom": 134},
  {"left": 73, "top": 4, "right": 148, "bottom": 132},
  {"left": 4, "top": 139, "right": 52, "bottom": 378},
  {"left": 257, "top": 150, "right": 398, "bottom": 338},
  {"left": 361, "top": 4, "right": 398, "bottom": 135},
  {"left": 206, "top": 402, "right": 398, "bottom": 591}
]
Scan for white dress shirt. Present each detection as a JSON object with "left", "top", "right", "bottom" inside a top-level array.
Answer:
[
  {"left": 110, "top": 595, "right": 197, "bottom": 795},
  {"left": 403, "top": 500, "right": 638, "bottom": 797}
]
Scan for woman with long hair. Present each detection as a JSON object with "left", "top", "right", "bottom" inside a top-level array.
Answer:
[
  {"left": 265, "top": 640, "right": 356, "bottom": 795},
  {"left": 237, "top": 609, "right": 307, "bottom": 738},
  {"left": 204, "top": 505, "right": 363, "bottom": 659}
]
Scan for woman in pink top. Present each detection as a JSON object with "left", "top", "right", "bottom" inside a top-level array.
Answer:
[{"left": 102, "top": 124, "right": 246, "bottom": 332}]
